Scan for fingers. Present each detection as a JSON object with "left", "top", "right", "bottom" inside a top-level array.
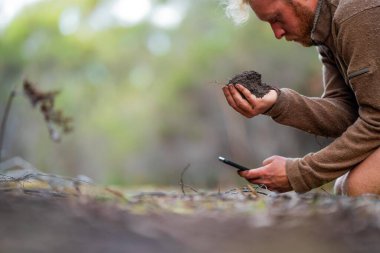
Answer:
[
  {"left": 237, "top": 157, "right": 291, "bottom": 193},
  {"left": 222, "top": 86, "right": 249, "bottom": 116},
  {"left": 222, "top": 84, "right": 256, "bottom": 118},
  {"left": 238, "top": 165, "right": 272, "bottom": 185},
  {"left": 238, "top": 167, "right": 266, "bottom": 180},
  {"left": 222, "top": 83, "right": 279, "bottom": 118},
  {"left": 235, "top": 84, "right": 257, "bottom": 105},
  {"left": 227, "top": 85, "right": 253, "bottom": 114},
  {"left": 238, "top": 168, "right": 270, "bottom": 185},
  {"left": 248, "top": 178, "right": 270, "bottom": 185},
  {"left": 228, "top": 85, "right": 254, "bottom": 112}
]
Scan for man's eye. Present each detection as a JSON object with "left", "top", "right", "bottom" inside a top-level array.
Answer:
[{"left": 269, "top": 16, "right": 280, "bottom": 24}]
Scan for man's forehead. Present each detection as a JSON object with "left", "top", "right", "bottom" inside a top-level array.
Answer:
[
  {"left": 248, "top": 0, "right": 279, "bottom": 21},
  {"left": 248, "top": 0, "right": 278, "bottom": 4}
]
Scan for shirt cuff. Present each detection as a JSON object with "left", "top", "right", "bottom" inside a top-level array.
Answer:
[
  {"left": 263, "top": 88, "right": 290, "bottom": 118},
  {"left": 285, "top": 158, "right": 312, "bottom": 193}
]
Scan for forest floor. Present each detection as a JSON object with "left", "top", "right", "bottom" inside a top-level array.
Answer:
[{"left": 1, "top": 176, "right": 380, "bottom": 253}]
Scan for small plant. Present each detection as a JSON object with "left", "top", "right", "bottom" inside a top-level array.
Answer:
[
  {"left": 23, "top": 80, "right": 73, "bottom": 141},
  {"left": 0, "top": 79, "right": 73, "bottom": 161}
]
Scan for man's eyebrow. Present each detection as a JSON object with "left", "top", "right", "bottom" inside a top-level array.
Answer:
[
  {"left": 259, "top": 13, "right": 278, "bottom": 22},
  {"left": 264, "top": 13, "right": 278, "bottom": 22}
]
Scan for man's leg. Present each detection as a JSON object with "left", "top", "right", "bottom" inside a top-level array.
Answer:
[{"left": 334, "top": 147, "right": 380, "bottom": 196}]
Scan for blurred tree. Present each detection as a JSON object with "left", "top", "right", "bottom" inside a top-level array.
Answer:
[{"left": 0, "top": 0, "right": 326, "bottom": 188}]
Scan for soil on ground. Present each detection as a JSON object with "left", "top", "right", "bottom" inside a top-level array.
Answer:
[
  {"left": 1, "top": 188, "right": 380, "bottom": 253},
  {"left": 228, "top": 70, "right": 275, "bottom": 98}
]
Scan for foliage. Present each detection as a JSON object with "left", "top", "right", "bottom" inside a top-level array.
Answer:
[{"left": 0, "top": 0, "right": 324, "bottom": 187}]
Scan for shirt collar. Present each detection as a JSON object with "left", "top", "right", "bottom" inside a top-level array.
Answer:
[{"left": 311, "top": 0, "right": 333, "bottom": 45}]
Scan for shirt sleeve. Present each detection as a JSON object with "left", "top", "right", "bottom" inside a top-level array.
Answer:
[
  {"left": 264, "top": 47, "right": 358, "bottom": 138},
  {"left": 286, "top": 8, "right": 380, "bottom": 192}
]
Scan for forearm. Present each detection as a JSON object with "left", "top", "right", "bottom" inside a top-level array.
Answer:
[
  {"left": 264, "top": 88, "right": 358, "bottom": 137},
  {"left": 287, "top": 116, "right": 380, "bottom": 192}
]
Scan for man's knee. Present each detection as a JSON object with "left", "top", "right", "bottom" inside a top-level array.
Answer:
[
  {"left": 334, "top": 171, "right": 374, "bottom": 196},
  {"left": 334, "top": 147, "right": 380, "bottom": 196},
  {"left": 334, "top": 168, "right": 380, "bottom": 196}
]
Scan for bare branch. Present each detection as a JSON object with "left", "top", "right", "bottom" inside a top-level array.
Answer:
[
  {"left": 0, "top": 83, "right": 19, "bottom": 162},
  {"left": 179, "top": 163, "right": 197, "bottom": 195}
]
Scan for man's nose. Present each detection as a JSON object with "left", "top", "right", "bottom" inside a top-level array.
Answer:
[{"left": 270, "top": 23, "right": 286, "bottom": 39}]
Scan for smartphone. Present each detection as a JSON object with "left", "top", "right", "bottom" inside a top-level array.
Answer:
[{"left": 218, "top": 156, "right": 251, "bottom": 171}]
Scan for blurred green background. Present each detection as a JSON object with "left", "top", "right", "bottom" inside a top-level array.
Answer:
[{"left": 0, "top": 0, "right": 328, "bottom": 188}]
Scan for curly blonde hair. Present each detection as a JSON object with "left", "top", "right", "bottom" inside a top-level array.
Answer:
[{"left": 224, "top": 0, "right": 251, "bottom": 24}]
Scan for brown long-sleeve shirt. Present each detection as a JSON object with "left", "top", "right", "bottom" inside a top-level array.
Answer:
[{"left": 265, "top": 0, "right": 380, "bottom": 193}]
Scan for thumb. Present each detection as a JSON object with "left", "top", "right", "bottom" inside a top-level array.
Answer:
[
  {"left": 262, "top": 156, "right": 277, "bottom": 166},
  {"left": 241, "top": 167, "right": 266, "bottom": 180}
]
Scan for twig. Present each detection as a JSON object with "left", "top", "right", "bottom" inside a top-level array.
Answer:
[
  {"left": 207, "top": 80, "right": 225, "bottom": 86},
  {"left": 181, "top": 184, "right": 199, "bottom": 194},
  {"left": 252, "top": 184, "right": 269, "bottom": 196},
  {"left": 258, "top": 184, "right": 268, "bottom": 190},
  {"left": 22, "top": 189, "right": 68, "bottom": 198},
  {"left": 105, "top": 187, "right": 128, "bottom": 202},
  {"left": 256, "top": 191, "right": 268, "bottom": 196},
  {"left": 0, "top": 83, "right": 20, "bottom": 162},
  {"left": 223, "top": 188, "right": 239, "bottom": 194},
  {"left": 179, "top": 163, "right": 192, "bottom": 195},
  {"left": 247, "top": 184, "right": 259, "bottom": 198},
  {"left": 320, "top": 187, "right": 331, "bottom": 195},
  {"left": 0, "top": 171, "right": 93, "bottom": 194}
]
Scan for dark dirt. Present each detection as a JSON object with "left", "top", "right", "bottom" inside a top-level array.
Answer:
[
  {"left": 228, "top": 70, "right": 275, "bottom": 98},
  {"left": 1, "top": 190, "right": 380, "bottom": 253}
]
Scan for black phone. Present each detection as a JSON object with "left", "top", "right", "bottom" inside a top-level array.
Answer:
[{"left": 218, "top": 156, "right": 251, "bottom": 171}]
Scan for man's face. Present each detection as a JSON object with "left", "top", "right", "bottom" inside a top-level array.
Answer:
[{"left": 248, "top": 0, "right": 317, "bottom": 46}]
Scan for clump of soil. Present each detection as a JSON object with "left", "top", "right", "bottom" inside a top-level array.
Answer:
[{"left": 228, "top": 70, "right": 275, "bottom": 98}]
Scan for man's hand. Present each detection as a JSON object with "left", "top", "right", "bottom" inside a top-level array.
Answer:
[
  {"left": 222, "top": 84, "right": 278, "bottom": 118},
  {"left": 238, "top": 156, "right": 293, "bottom": 193}
]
